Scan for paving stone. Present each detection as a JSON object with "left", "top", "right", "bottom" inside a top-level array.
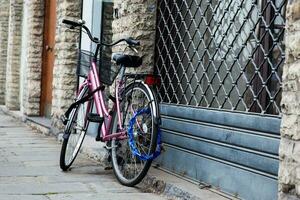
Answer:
[
  {"left": 0, "top": 182, "right": 91, "bottom": 195},
  {"left": 0, "top": 175, "right": 114, "bottom": 185},
  {"left": 23, "top": 160, "right": 60, "bottom": 167},
  {"left": 0, "top": 111, "right": 166, "bottom": 199},
  {"left": 87, "top": 182, "right": 141, "bottom": 193},
  {"left": 46, "top": 193, "right": 167, "bottom": 200},
  {"left": 0, "top": 195, "right": 48, "bottom": 200},
  {"left": 0, "top": 166, "right": 61, "bottom": 177}
]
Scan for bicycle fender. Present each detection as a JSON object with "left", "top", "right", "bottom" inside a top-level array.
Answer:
[{"left": 126, "top": 80, "right": 160, "bottom": 120}]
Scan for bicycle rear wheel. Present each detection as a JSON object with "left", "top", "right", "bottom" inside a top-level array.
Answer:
[
  {"left": 110, "top": 82, "right": 159, "bottom": 186},
  {"left": 60, "top": 86, "right": 92, "bottom": 171}
]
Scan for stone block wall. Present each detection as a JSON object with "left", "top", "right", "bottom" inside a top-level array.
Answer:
[
  {"left": 0, "top": 0, "right": 10, "bottom": 105},
  {"left": 102, "top": 2, "right": 114, "bottom": 45},
  {"left": 112, "top": 0, "right": 157, "bottom": 72},
  {"left": 22, "top": 0, "right": 44, "bottom": 116},
  {"left": 5, "top": 0, "right": 23, "bottom": 110},
  {"left": 279, "top": 1, "right": 300, "bottom": 199},
  {"left": 51, "top": 0, "right": 82, "bottom": 133},
  {"left": 101, "top": 2, "right": 114, "bottom": 63}
]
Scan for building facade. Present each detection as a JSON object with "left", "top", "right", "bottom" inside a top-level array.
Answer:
[{"left": 0, "top": 0, "right": 299, "bottom": 199}]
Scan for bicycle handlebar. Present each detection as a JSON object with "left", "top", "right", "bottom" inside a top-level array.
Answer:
[
  {"left": 62, "top": 19, "right": 140, "bottom": 47},
  {"left": 62, "top": 19, "right": 82, "bottom": 27},
  {"left": 125, "top": 38, "right": 140, "bottom": 46}
]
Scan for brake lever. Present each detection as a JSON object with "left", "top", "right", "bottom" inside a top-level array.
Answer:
[
  {"left": 68, "top": 19, "right": 85, "bottom": 30},
  {"left": 78, "top": 19, "right": 86, "bottom": 25},
  {"left": 129, "top": 46, "right": 139, "bottom": 54}
]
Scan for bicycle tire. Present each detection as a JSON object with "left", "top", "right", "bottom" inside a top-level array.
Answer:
[
  {"left": 60, "top": 86, "right": 92, "bottom": 171},
  {"left": 110, "top": 82, "right": 159, "bottom": 186}
]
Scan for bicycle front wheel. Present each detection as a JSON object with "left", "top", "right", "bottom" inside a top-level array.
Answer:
[
  {"left": 60, "top": 86, "right": 92, "bottom": 171},
  {"left": 111, "top": 82, "right": 159, "bottom": 186}
]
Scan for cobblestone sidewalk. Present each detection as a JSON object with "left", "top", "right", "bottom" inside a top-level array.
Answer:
[{"left": 0, "top": 111, "right": 166, "bottom": 200}]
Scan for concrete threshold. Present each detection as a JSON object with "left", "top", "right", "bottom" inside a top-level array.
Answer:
[{"left": 0, "top": 106, "right": 237, "bottom": 200}]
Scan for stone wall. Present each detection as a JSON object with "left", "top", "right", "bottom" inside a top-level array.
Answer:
[
  {"left": 101, "top": 2, "right": 114, "bottom": 62},
  {"left": 112, "top": 0, "right": 157, "bottom": 72},
  {"left": 102, "top": 2, "right": 114, "bottom": 45},
  {"left": 5, "top": 0, "right": 23, "bottom": 110},
  {"left": 51, "top": 0, "right": 82, "bottom": 133},
  {"left": 0, "top": 1, "right": 10, "bottom": 105},
  {"left": 22, "top": 0, "right": 44, "bottom": 116},
  {"left": 278, "top": 1, "right": 300, "bottom": 199}
]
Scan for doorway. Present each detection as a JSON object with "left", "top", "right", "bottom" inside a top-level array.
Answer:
[{"left": 40, "top": 0, "right": 56, "bottom": 118}]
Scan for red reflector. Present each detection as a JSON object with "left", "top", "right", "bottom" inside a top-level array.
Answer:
[{"left": 144, "top": 75, "right": 160, "bottom": 86}]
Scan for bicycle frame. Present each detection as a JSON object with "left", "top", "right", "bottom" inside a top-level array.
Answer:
[
  {"left": 61, "top": 23, "right": 147, "bottom": 142},
  {"left": 78, "top": 60, "right": 127, "bottom": 142},
  {"left": 60, "top": 19, "right": 162, "bottom": 185}
]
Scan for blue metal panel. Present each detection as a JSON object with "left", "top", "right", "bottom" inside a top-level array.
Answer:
[
  {"left": 160, "top": 104, "right": 281, "bottom": 135},
  {"left": 157, "top": 104, "right": 281, "bottom": 200},
  {"left": 162, "top": 117, "right": 280, "bottom": 155},
  {"left": 156, "top": 145, "right": 278, "bottom": 200},
  {"left": 162, "top": 130, "right": 279, "bottom": 175}
]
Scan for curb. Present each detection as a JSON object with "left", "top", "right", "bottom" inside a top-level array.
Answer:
[
  {"left": 140, "top": 174, "right": 202, "bottom": 200},
  {"left": 0, "top": 106, "right": 25, "bottom": 122},
  {"left": 0, "top": 106, "right": 52, "bottom": 135}
]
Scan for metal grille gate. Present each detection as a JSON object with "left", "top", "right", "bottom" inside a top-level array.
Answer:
[{"left": 154, "top": 0, "right": 287, "bottom": 199}]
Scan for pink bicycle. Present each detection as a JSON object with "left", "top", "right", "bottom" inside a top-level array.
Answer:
[{"left": 59, "top": 19, "right": 161, "bottom": 186}]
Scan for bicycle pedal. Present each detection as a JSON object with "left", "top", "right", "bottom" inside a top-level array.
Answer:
[
  {"left": 95, "top": 135, "right": 102, "bottom": 142},
  {"left": 87, "top": 113, "right": 104, "bottom": 123}
]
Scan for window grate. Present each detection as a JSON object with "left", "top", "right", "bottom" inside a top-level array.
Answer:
[{"left": 154, "top": 0, "right": 287, "bottom": 115}]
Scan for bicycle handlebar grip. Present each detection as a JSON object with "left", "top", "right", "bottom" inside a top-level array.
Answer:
[
  {"left": 125, "top": 37, "right": 140, "bottom": 46},
  {"left": 62, "top": 19, "right": 81, "bottom": 27}
]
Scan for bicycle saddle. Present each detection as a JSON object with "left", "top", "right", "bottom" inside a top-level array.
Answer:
[{"left": 112, "top": 53, "right": 143, "bottom": 68}]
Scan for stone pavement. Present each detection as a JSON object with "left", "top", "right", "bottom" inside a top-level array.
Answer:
[{"left": 0, "top": 111, "right": 166, "bottom": 200}]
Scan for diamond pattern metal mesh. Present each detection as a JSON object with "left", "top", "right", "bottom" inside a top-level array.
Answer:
[{"left": 154, "top": 0, "right": 287, "bottom": 115}]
